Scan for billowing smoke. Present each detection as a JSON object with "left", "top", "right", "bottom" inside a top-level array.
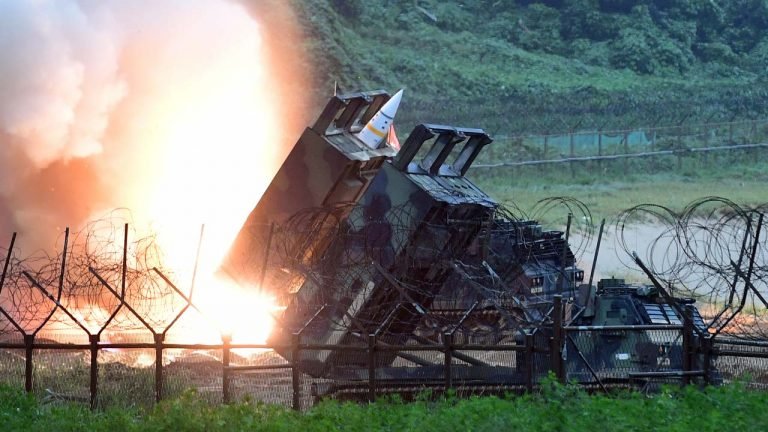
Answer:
[{"left": 0, "top": 0, "right": 309, "bottom": 257}]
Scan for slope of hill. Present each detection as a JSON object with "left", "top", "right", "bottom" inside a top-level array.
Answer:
[{"left": 294, "top": 0, "right": 768, "bottom": 134}]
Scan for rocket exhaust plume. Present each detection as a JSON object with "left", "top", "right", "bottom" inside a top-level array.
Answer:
[
  {"left": 0, "top": 1, "right": 309, "bottom": 342},
  {"left": 0, "top": 0, "right": 307, "bottom": 252}
]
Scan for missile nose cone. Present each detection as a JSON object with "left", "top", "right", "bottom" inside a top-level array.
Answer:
[
  {"left": 356, "top": 89, "right": 405, "bottom": 150},
  {"left": 381, "top": 89, "right": 403, "bottom": 118}
]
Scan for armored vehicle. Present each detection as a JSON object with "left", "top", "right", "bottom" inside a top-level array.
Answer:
[{"left": 566, "top": 278, "right": 712, "bottom": 385}]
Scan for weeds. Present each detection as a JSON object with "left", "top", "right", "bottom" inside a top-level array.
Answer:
[{"left": 3, "top": 382, "right": 768, "bottom": 431}]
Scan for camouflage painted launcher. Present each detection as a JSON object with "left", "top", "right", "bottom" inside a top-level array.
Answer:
[
  {"left": 225, "top": 91, "right": 398, "bottom": 289},
  {"left": 270, "top": 124, "right": 496, "bottom": 377},
  {"left": 434, "top": 218, "right": 585, "bottom": 322},
  {"left": 458, "top": 219, "right": 584, "bottom": 303}
]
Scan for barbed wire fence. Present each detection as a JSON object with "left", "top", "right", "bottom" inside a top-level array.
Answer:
[
  {"left": 2, "top": 84, "right": 768, "bottom": 408},
  {"left": 1, "top": 196, "right": 768, "bottom": 408},
  {"left": 614, "top": 197, "right": 768, "bottom": 340}
]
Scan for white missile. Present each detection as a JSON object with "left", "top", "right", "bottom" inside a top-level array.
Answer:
[{"left": 356, "top": 89, "right": 403, "bottom": 150}]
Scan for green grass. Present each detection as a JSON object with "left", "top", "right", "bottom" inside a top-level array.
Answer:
[
  {"left": 470, "top": 158, "right": 768, "bottom": 225},
  {"left": 2, "top": 381, "right": 768, "bottom": 431}
]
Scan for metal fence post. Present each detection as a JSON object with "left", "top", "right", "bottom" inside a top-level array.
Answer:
[
  {"left": 682, "top": 307, "right": 693, "bottom": 386},
  {"left": 551, "top": 295, "right": 564, "bottom": 383},
  {"left": 753, "top": 120, "right": 760, "bottom": 163},
  {"left": 676, "top": 126, "right": 683, "bottom": 170},
  {"left": 623, "top": 131, "right": 629, "bottom": 172},
  {"left": 89, "top": 334, "right": 99, "bottom": 409},
  {"left": 543, "top": 133, "right": 549, "bottom": 174},
  {"left": 292, "top": 333, "right": 301, "bottom": 410},
  {"left": 24, "top": 334, "right": 34, "bottom": 393},
  {"left": 597, "top": 129, "right": 603, "bottom": 172},
  {"left": 702, "top": 335, "right": 712, "bottom": 385},
  {"left": 569, "top": 131, "right": 575, "bottom": 178},
  {"left": 222, "top": 334, "right": 231, "bottom": 404},
  {"left": 444, "top": 332, "right": 453, "bottom": 389},
  {"left": 650, "top": 126, "right": 657, "bottom": 171},
  {"left": 702, "top": 124, "right": 710, "bottom": 169},
  {"left": 525, "top": 332, "right": 534, "bottom": 392},
  {"left": 368, "top": 334, "right": 376, "bottom": 402},
  {"left": 0, "top": 233, "right": 15, "bottom": 294},
  {"left": 154, "top": 333, "right": 164, "bottom": 403}
]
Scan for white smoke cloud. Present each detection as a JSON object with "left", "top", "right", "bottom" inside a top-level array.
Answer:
[
  {"left": 0, "top": 0, "right": 125, "bottom": 169},
  {"left": 0, "top": 0, "right": 306, "bottom": 253}
]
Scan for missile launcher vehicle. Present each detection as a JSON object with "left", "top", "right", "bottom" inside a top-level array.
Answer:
[
  {"left": 227, "top": 90, "right": 713, "bottom": 395},
  {"left": 224, "top": 90, "right": 398, "bottom": 294}
]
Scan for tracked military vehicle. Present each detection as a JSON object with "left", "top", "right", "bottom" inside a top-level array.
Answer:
[{"left": 565, "top": 277, "right": 714, "bottom": 385}]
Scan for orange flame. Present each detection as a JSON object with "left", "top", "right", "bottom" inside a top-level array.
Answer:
[
  {"left": 102, "top": 3, "right": 306, "bottom": 348},
  {"left": 2, "top": 2, "right": 309, "bottom": 351}
]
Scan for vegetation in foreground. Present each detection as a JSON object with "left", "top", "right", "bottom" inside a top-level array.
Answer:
[{"left": 1, "top": 381, "right": 767, "bottom": 431}]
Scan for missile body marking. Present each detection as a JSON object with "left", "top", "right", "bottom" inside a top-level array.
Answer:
[{"left": 356, "top": 89, "right": 403, "bottom": 150}]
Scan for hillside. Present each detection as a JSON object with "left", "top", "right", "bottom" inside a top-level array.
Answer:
[{"left": 293, "top": 0, "right": 768, "bottom": 134}]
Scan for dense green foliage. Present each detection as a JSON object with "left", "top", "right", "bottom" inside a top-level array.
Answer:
[
  {"left": 2, "top": 382, "right": 767, "bottom": 431},
  {"left": 294, "top": 1, "right": 768, "bottom": 134}
]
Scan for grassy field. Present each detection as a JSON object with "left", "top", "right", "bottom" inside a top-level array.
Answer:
[
  {"left": 2, "top": 381, "right": 767, "bottom": 431},
  {"left": 470, "top": 159, "right": 768, "bottom": 225}
]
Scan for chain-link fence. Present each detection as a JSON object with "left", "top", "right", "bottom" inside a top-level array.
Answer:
[
  {"left": 2, "top": 201, "right": 768, "bottom": 410},
  {"left": 3, "top": 290, "right": 768, "bottom": 410},
  {"left": 471, "top": 118, "right": 768, "bottom": 178}
]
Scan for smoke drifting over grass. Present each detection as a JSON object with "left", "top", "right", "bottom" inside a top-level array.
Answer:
[{"left": 0, "top": 0, "right": 309, "bottom": 254}]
